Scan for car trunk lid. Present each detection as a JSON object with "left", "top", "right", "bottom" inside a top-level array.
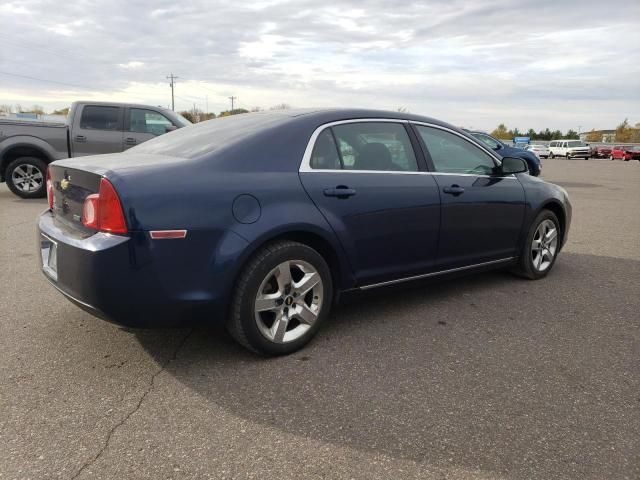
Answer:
[{"left": 49, "top": 164, "right": 101, "bottom": 231}]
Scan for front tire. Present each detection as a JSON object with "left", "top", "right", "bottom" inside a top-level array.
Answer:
[
  {"left": 6, "top": 157, "right": 48, "bottom": 199},
  {"left": 227, "top": 241, "right": 333, "bottom": 355},
  {"left": 513, "top": 210, "right": 561, "bottom": 280}
]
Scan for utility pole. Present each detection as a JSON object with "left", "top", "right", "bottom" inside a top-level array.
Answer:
[
  {"left": 166, "top": 74, "right": 178, "bottom": 111},
  {"left": 228, "top": 96, "right": 236, "bottom": 112}
]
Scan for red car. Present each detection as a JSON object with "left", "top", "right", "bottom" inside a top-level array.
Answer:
[
  {"left": 610, "top": 145, "right": 640, "bottom": 161},
  {"left": 592, "top": 145, "right": 612, "bottom": 158}
]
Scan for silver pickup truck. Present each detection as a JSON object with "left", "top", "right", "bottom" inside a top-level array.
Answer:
[{"left": 0, "top": 101, "right": 191, "bottom": 198}]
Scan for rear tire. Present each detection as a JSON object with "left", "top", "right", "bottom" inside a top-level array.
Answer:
[
  {"left": 5, "top": 157, "right": 48, "bottom": 199},
  {"left": 227, "top": 240, "right": 333, "bottom": 356},
  {"left": 609, "top": 155, "right": 614, "bottom": 161},
  {"left": 549, "top": 152, "right": 555, "bottom": 159},
  {"left": 513, "top": 210, "right": 561, "bottom": 280}
]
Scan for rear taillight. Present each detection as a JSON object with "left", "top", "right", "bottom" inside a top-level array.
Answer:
[
  {"left": 82, "top": 178, "right": 128, "bottom": 234},
  {"left": 46, "top": 168, "right": 54, "bottom": 210}
]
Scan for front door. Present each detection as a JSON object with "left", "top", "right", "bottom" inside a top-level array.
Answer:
[
  {"left": 413, "top": 124, "right": 526, "bottom": 269},
  {"left": 71, "top": 105, "right": 124, "bottom": 156},
  {"left": 123, "top": 108, "right": 177, "bottom": 150},
  {"left": 299, "top": 121, "right": 441, "bottom": 285}
]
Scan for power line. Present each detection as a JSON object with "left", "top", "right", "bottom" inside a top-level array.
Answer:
[
  {"left": 0, "top": 33, "right": 113, "bottom": 66},
  {"left": 0, "top": 70, "right": 97, "bottom": 90}
]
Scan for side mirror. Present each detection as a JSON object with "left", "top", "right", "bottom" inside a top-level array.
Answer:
[
  {"left": 500, "top": 157, "right": 528, "bottom": 174},
  {"left": 165, "top": 125, "right": 178, "bottom": 133}
]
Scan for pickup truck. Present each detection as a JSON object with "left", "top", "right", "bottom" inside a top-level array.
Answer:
[{"left": 0, "top": 101, "right": 191, "bottom": 198}]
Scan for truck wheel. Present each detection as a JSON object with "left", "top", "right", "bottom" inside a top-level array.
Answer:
[
  {"left": 549, "top": 152, "right": 554, "bottom": 159},
  {"left": 6, "top": 157, "right": 48, "bottom": 199}
]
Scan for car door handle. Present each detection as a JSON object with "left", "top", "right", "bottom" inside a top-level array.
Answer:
[
  {"left": 74, "top": 135, "right": 87, "bottom": 143},
  {"left": 443, "top": 185, "right": 465, "bottom": 195},
  {"left": 323, "top": 186, "right": 356, "bottom": 198},
  {"left": 124, "top": 137, "right": 137, "bottom": 145}
]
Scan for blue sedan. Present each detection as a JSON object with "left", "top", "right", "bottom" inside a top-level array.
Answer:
[
  {"left": 466, "top": 131, "right": 542, "bottom": 176},
  {"left": 39, "top": 109, "right": 571, "bottom": 355}
]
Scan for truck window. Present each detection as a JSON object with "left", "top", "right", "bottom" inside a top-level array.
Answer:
[
  {"left": 80, "top": 106, "right": 121, "bottom": 131},
  {"left": 129, "top": 109, "right": 174, "bottom": 136}
]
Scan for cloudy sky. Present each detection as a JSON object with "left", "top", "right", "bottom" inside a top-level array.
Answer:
[{"left": 1, "top": 0, "right": 638, "bottom": 131}]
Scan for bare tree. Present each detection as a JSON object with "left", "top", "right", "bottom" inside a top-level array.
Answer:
[{"left": 269, "top": 103, "right": 291, "bottom": 110}]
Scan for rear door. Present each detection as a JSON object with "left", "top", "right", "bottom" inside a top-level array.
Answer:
[
  {"left": 299, "top": 120, "right": 441, "bottom": 285},
  {"left": 70, "top": 105, "right": 124, "bottom": 156},
  {"left": 412, "top": 123, "right": 525, "bottom": 269},
  {"left": 123, "top": 107, "right": 177, "bottom": 150}
]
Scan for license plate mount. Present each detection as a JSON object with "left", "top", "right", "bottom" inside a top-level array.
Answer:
[{"left": 41, "top": 235, "right": 58, "bottom": 281}]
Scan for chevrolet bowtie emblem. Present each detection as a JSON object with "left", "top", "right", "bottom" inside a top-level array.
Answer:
[{"left": 60, "top": 178, "right": 70, "bottom": 190}]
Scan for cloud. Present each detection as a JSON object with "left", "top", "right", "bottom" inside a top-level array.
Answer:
[{"left": 0, "top": 0, "right": 638, "bottom": 130}]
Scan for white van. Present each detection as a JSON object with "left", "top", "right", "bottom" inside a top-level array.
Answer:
[{"left": 548, "top": 140, "right": 590, "bottom": 159}]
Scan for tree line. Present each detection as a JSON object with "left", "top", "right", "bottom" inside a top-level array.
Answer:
[
  {"left": 491, "top": 119, "right": 640, "bottom": 143},
  {"left": 584, "top": 119, "right": 640, "bottom": 143},
  {"left": 490, "top": 124, "right": 579, "bottom": 141}
]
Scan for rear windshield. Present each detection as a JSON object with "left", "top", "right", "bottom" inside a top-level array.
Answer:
[{"left": 128, "top": 113, "right": 289, "bottom": 159}]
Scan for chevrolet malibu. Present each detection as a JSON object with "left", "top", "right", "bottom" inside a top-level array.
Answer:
[{"left": 39, "top": 109, "right": 572, "bottom": 355}]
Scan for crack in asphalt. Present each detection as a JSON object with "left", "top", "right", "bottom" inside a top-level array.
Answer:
[{"left": 70, "top": 328, "right": 194, "bottom": 479}]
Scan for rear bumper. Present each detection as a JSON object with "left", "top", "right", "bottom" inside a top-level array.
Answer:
[{"left": 38, "top": 211, "right": 247, "bottom": 328}]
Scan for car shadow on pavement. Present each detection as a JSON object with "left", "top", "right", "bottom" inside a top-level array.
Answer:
[{"left": 134, "top": 252, "right": 640, "bottom": 479}]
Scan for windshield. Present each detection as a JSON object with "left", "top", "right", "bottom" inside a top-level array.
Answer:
[
  {"left": 173, "top": 112, "right": 193, "bottom": 127},
  {"left": 567, "top": 141, "right": 585, "bottom": 148},
  {"left": 472, "top": 133, "right": 501, "bottom": 149}
]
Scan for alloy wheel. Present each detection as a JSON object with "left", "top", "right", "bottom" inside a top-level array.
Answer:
[
  {"left": 12, "top": 164, "right": 44, "bottom": 192},
  {"left": 254, "top": 260, "right": 324, "bottom": 344},
  {"left": 531, "top": 219, "right": 558, "bottom": 272}
]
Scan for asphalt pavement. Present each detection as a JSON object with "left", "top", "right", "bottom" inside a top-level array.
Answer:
[{"left": 1, "top": 158, "right": 638, "bottom": 479}]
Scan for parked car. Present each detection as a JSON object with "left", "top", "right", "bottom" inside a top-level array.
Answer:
[
  {"left": 525, "top": 144, "right": 550, "bottom": 158},
  {"left": 591, "top": 145, "right": 612, "bottom": 159},
  {"left": 39, "top": 109, "right": 571, "bottom": 355},
  {"left": 465, "top": 131, "right": 541, "bottom": 176},
  {"left": 0, "top": 101, "right": 191, "bottom": 198},
  {"left": 610, "top": 145, "right": 640, "bottom": 161},
  {"left": 548, "top": 140, "right": 590, "bottom": 159}
]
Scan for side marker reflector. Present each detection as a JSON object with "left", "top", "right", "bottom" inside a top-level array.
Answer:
[{"left": 149, "top": 230, "right": 187, "bottom": 239}]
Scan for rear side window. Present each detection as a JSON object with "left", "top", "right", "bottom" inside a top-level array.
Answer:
[
  {"left": 416, "top": 125, "right": 496, "bottom": 175},
  {"left": 79, "top": 106, "right": 121, "bottom": 131},
  {"left": 310, "top": 122, "right": 418, "bottom": 172},
  {"left": 310, "top": 130, "right": 341, "bottom": 169}
]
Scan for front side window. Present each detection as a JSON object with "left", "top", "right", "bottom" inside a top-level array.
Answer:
[
  {"left": 310, "top": 122, "right": 418, "bottom": 172},
  {"left": 129, "top": 109, "right": 174, "bottom": 135},
  {"left": 80, "top": 106, "right": 121, "bottom": 131},
  {"left": 416, "top": 125, "right": 497, "bottom": 175}
]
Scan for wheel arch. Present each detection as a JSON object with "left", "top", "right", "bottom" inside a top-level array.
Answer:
[
  {"left": 232, "top": 226, "right": 355, "bottom": 299},
  {"left": 539, "top": 200, "right": 567, "bottom": 247},
  {"left": 0, "top": 142, "right": 54, "bottom": 182}
]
